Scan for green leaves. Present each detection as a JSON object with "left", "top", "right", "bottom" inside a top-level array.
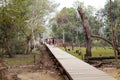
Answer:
[{"left": 0, "top": 0, "right": 56, "bottom": 56}]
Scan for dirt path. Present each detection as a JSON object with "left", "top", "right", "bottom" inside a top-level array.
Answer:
[
  {"left": 8, "top": 44, "right": 65, "bottom": 80},
  {"left": 18, "top": 70, "right": 63, "bottom": 80},
  {"left": 99, "top": 68, "right": 120, "bottom": 80},
  {"left": 8, "top": 63, "right": 64, "bottom": 80}
]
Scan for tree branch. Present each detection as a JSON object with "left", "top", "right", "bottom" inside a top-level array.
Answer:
[{"left": 91, "top": 34, "right": 112, "bottom": 46}]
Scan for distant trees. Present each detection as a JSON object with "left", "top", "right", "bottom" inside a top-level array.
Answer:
[
  {"left": 50, "top": 2, "right": 96, "bottom": 57},
  {"left": 0, "top": 0, "right": 56, "bottom": 57},
  {"left": 77, "top": 0, "right": 120, "bottom": 60},
  {"left": 93, "top": 0, "right": 120, "bottom": 55},
  {"left": 51, "top": 0, "right": 120, "bottom": 59},
  {"left": 50, "top": 7, "right": 85, "bottom": 49}
]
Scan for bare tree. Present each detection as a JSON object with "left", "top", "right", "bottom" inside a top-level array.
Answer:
[{"left": 77, "top": 7, "right": 92, "bottom": 57}]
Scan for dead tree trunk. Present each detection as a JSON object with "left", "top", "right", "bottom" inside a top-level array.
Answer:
[{"left": 77, "top": 7, "right": 92, "bottom": 57}]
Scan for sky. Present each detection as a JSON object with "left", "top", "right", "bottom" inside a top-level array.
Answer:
[{"left": 55, "top": 0, "right": 107, "bottom": 11}]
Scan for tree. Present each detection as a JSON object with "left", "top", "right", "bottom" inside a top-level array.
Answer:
[
  {"left": 97, "top": 0, "right": 120, "bottom": 56},
  {"left": 0, "top": 0, "right": 31, "bottom": 57},
  {"left": 77, "top": 0, "right": 120, "bottom": 66},
  {"left": 0, "top": 0, "right": 56, "bottom": 56},
  {"left": 50, "top": 7, "right": 83, "bottom": 49},
  {"left": 77, "top": 7, "right": 92, "bottom": 57}
]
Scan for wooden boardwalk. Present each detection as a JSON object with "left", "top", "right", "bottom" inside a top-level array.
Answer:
[{"left": 46, "top": 44, "right": 116, "bottom": 80}]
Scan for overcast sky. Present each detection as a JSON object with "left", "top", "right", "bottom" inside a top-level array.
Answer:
[{"left": 55, "top": 0, "right": 107, "bottom": 11}]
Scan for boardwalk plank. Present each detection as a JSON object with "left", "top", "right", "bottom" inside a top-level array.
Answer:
[{"left": 46, "top": 44, "right": 116, "bottom": 80}]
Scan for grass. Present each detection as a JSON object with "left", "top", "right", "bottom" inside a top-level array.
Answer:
[
  {"left": 60, "top": 47, "right": 85, "bottom": 59},
  {"left": 3, "top": 47, "right": 115, "bottom": 66},
  {"left": 92, "top": 47, "right": 114, "bottom": 57},
  {"left": 2, "top": 48, "right": 41, "bottom": 66},
  {"left": 3, "top": 54, "right": 40, "bottom": 66},
  {"left": 60, "top": 47, "right": 114, "bottom": 60}
]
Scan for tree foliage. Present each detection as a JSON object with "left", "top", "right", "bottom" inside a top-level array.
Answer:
[
  {"left": 50, "top": 1, "right": 96, "bottom": 47},
  {"left": 50, "top": 7, "right": 84, "bottom": 44},
  {"left": 0, "top": 0, "right": 55, "bottom": 57}
]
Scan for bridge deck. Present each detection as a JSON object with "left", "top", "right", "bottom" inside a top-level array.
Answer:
[{"left": 46, "top": 44, "right": 116, "bottom": 80}]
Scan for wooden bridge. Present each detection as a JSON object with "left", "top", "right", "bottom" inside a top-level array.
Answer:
[{"left": 45, "top": 44, "right": 116, "bottom": 80}]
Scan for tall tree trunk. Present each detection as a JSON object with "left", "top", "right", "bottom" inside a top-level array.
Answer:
[
  {"left": 25, "top": 35, "right": 32, "bottom": 54},
  {"left": 6, "top": 38, "right": 12, "bottom": 58},
  {"left": 4, "top": 37, "right": 13, "bottom": 58},
  {"left": 77, "top": 7, "right": 92, "bottom": 57},
  {"left": 86, "top": 38, "right": 91, "bottom": 57}
]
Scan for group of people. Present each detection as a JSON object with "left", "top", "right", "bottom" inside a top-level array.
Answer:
[{"left": 45, "top": 38, "right": 58, "bottom": 46}]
